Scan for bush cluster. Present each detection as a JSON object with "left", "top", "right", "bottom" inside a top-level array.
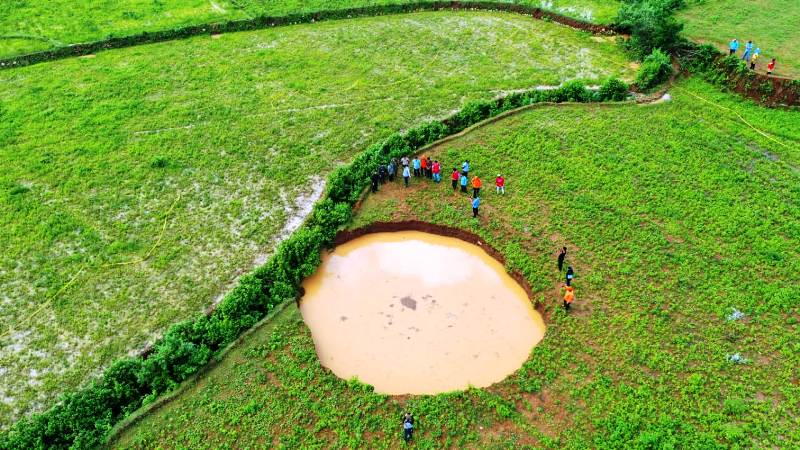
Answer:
[
  {"left": 616, "top": 0, "right": 685, "bottom": 59},
  {"left": 0, "top": 80, "right": 628, "bottom": 449},
  {"left": 635, "top": 48, "right": 673, "bottom": 90}
]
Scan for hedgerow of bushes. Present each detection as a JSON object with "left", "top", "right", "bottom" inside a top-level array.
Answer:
[{"left": 0, "top": 80, "right": 628, "bottom": 450}]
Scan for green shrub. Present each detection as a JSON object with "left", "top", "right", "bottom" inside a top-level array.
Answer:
[
  {"left": 596, "top": 78, "right": 630, "bottom": 101},
  {"left": 635, "top": 49, "right": 673, "bottom": 90},
  {"left": 617, "top": 0, "right": 685, "bottom": 59}
]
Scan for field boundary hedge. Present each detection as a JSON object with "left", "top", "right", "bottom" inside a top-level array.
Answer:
[
  {"left": 0, "top": 1, "right": 616, "bottom": 71},
  {"left": 0, "top": 80, "right": 631, "bottom": 449}
]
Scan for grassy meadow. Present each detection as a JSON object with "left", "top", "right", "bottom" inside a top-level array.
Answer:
[
  {"left": 0, "top": 0, "right": 621, "bottom": 58},
  {"left": 0, "top": 11, "right": 634, "bottom": 428},
  {"left": 679, "top": 0, "right": 800, "bottom": 78},
  {"left": 113, "top": 78, "right": 800, "bottom": 448}
]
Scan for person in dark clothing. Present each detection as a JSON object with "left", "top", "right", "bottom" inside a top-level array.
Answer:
[
  {"left": 557, "top": 246, "right": 567, "bottom": 272},
  {"left": 565, "top": 266, "right": 574, "bottom": 286},
  {"left": 378, "top": 165, "right": 388, "bottom": 184},
  {"left": 426, "top": 157, "right": 433, "bottom": 178},
  {"left": 402, "top": 412, "right": 415, "bottom": 442},
  {"left": 371, "top": 171, "right": 380, "bottom": 193}
]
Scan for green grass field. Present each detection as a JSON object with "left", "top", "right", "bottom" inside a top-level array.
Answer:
[
  {"left": 0, "top": 0, "right": 621, "bottom": 58},
  {"left": 0, "top": 11, "right": 634, "bottom": 428},
  {"left": 112, "top": 78, "right": 800, "bottom": 448},
  {"left": 679, "top": 0, "right": 800, "bottom": 78}
]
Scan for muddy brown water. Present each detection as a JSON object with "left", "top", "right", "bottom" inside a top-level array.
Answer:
[{"left": 299, "top": 231, "right": 546, "bottom": 395}]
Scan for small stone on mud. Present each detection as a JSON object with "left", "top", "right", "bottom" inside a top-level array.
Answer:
[
  {"left": 400, "top": 296, "right": 417, "bottom": 310},
  {"left": 340, "top": 316, "right": 347, "bottom": 322}
]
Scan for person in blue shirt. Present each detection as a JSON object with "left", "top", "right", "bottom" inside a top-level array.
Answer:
[
  {"left": 460, "top": 174, "right": 468, "bottom": 193},
  {"left": 412, "top": 157, "right": 421, "bottom": 177},
  {"left": 471, "top": 196, "right": 480, "bottom": 218},
  {"left": 742, "top": 40, "right": 753, "bottom": 61},
  {"left": 729, "top": 39, "right": 738, "bottom": 55},
  {"left": 461, "top": 160, "right": 470, "bottom": 177},
  {"left": 402, "top": 166, "right": 411, "bottom": 187},
  {"left": 402, "top": 412, "right": 414, "bottom": 442}
]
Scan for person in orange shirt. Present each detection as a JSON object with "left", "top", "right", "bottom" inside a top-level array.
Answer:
[
  {"left": 471, "top": 175, "right": 482, "bottom": 197},
  {"left": 420, "top": 156, "right": 428, "bottom": 179},
  {"left": 563, "top": 285, "right": 575, "bottom": 311}
]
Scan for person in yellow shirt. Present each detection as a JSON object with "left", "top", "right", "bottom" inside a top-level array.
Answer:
[
  {"left": 563, "top": 286, "right": 575, "bottom": 311},
  {"left": 750, "top": 52, "right": 760, "bottom": 70}
]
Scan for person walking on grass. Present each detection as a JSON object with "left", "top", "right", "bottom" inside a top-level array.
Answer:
[
  {"left": 462, "top": 160, "right": 470, "bottom": 177},
  {"left": 420, "top": 156, "right": 428, "bottom": 178},
  {"left": 471, "top": 175, "right": 482, "bottom": 197},
  {"left": 565, "top": 266, "right": 574, "bottom": 286},
  {"left": 767, "top": 58, "right": 776, "bottom": 75},
  {"left": 742, "top": 40, "right": 753, "bottom": 61},
  {"left": 750, "top": 51, "right": 760, "bottom": 70},
  {"left": 426, "top": 156, "right": 433, "bottom": 179},
  {"left": 432, "top": 160, "right": 441, "bottom": 182},
  {"left": 451, "top": 168, "right": 460, "bottom": 190},
  {"left": 402, "top": 412, "right": 415, "bottom": 443},
  {"left": 412, "top": 157, "right": 421, "bottom": 177},
  {"left": 471, "top": 196, "right": 480, "bottom": 218},
  {"left": 557, "top": 246, "right": 567, "bottom": 272},
  {"left": 403, "top": 165, "right": 411, "bottom": 187},
  {"left": 563, "top": 285, "right": 575, "bottom": 311},
  {"left": 729, "top": 39, "right": 738, "bottom": 55},
  {"left": 460, "top": 173, "right": 468, "bottom": 193},
  {"left": 495, "top": 174, "right": 505, "bottom": 194},
  {"left": 378, "top": 164, "right": 388, "bottom": 184},
  {"left": 401, "top": 156, "right": 410, "bottom": 169}
]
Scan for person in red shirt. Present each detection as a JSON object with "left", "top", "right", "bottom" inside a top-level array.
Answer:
[
  {"left": 767, "top": 58, "right": 776, "bottom": 75},
  {"left": 495, "top": 174, "right": 505, "bottom": 194},
  {"left": 420, "top": 156, "right": 428, "bottom": 178},
  {"left": 451, "top": 168, "right": 459, "bottom": 191},
  {"left": 432, "top": 160, "right": 441, "bottom": 183}
]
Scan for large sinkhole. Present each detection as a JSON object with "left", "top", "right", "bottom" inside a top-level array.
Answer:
[{"left": 299, "top": 230, "right": 546, "bottom": 395}]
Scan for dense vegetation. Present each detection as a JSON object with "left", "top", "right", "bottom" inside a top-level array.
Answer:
[
  {"left": 0, "top": 11, "right": 635, "bottom": 430},
  {"left": 113, "top": 78, "right": 800, "bottom": 448},
  {"left": 0, "top": 0, "right": 622, "bottom": 58}
]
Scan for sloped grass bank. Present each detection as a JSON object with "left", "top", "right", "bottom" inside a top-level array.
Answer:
[
  {"left": 0, "top": 0, "right": 621, "bottom": 60},
  {"left": 0, "top": 11, "right": 634, "bottom": 430},
  {"left": 113, "top": 78, "right": 799, "bottom": 448}
]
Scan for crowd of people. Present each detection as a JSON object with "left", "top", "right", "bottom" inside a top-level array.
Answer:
[
  {"left": 370, "top": 155, "right": 506, "bottom": 219},
  {"left": 728, "top": 39, "right": 776, "bottom": 74}
]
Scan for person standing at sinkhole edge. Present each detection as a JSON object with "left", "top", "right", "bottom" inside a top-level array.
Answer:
[
  {"left": 557, "top": 246, "right": 567, "bottom": 272},
  {"left": 402, "top": 412, "right": 415, "bottom": 442},
  {"left": 472, "top": 196, "right": 481, "bottom": 218}
]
